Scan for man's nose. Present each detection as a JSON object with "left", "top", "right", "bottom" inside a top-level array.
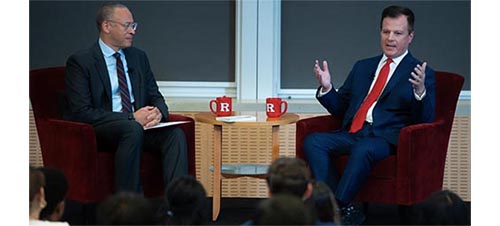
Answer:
[{"left": 387, "top": 32, "right": 395, "bottom": 40}]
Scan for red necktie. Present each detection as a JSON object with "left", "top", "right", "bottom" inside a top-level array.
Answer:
[
  {"left": 349, "top": 58, "right": 393, "bottom": 133},
  {"left": 114, "top": 52, "right": 132, "bottom": 113}
]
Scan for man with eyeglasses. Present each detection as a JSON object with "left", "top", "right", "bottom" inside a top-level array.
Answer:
[{"left": 64, "top": 2, "right": 188, "bottom": 193}]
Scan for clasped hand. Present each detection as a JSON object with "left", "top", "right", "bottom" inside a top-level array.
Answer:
[{"left": 133, "top": 106, "right": 162, "bottom": 129}]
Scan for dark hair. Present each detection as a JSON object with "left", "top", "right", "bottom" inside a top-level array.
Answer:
[
  {"left": 29, "top": 166, "right": 45, "bottom": 209},
  {"left": 266, "top": 157, "right": 311, "bottom": 198},
  {"left": 97, "top": 192, "right": 156, "bottom": 225},
  {"left": 38, "top": 167, "right": 69, "bottom": 220},
  {"left": 412, "top": 190, "right": 471, "bottom": 225},
  {"left": 96, "top": 2, "right": 128, "bottom": 32},
  {"left": 165, "top": 175, "right": 208, "bottom": 225},
  {"left": 381, "top": 5, "right": 415, "bottom": 33},
  {"left": 310, "top": 181, "right": 341, "bottom": 224},
  {"left": 253, "top": 193, "right": 315, "bottom": 225}
]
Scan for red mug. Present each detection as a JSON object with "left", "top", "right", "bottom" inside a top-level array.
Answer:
[
  {"left": 266, "top": 97, "right": 288, "bottom": 118},
  {"left": 209, "top": 96, "right": 232, "bottom": 117}
]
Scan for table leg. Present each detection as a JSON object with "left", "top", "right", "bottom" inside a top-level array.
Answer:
[
  {"left": 212, "top": 125, "right": 222, "bottom": 221},
  {"left": 271, "top": 125, "right": 280, "bottom": 160}
]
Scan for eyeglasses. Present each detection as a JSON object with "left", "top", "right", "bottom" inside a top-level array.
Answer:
[{"left": 107, "top": 20, "right": 138, "bottom": 31}]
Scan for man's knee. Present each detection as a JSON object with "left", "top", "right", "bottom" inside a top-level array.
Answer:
[
  {"left": 349, "top": 145, "right": 379, "bottom": 163},
  {"left": 95, "top": 120, "right": 145, "bottom": 149},
  {"left": 169, "top": 127, "right": 186, "bottom": 143},
  {"left": 303, "top": 133, "right": 329, "bottom": 163},
  {"left": 350, "top": 140, "right": 391, "bottom": 163},
  {"left": 121, "top": 121, "right": 144, "bottom": 142},
  {"left": 126, "top": 120, "right": 144, "bottom": 132},
  {"left": 303, "top": 133, "right": 320, "bottom": 152},
  {"left": 161, "top": 127, "right": 187, "bottom": 153}
]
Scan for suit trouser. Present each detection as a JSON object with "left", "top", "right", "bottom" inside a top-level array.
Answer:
[
  {"left": 94, "top": 119, "right": 188, "bottom": 192},
  {"left": 302, "top": 123, "right": 395, "bottom": 205}
]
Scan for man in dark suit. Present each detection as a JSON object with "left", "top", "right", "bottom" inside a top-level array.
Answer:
[
  {"left": 64, "top": 2, "right": 187, "bottom": 193},
  {"left": 303, "top": 5, "right": 435, "bottom": 225}
]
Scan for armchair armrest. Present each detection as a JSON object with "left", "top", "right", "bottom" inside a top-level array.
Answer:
[
  {"left": 396, "top": 120, "right": 448, "bottom": 202},
  {"left": 36, "top": 118, "right": 101, "bottom": 202},
  {"left": 295, "top": 115, "right": 342, "bottom": 159},
  {"left": 169, "top": 113, "right": 192, "bottom": 122},
  {"left": 168, "top": 114, "right": 196, "bottom": 176}
]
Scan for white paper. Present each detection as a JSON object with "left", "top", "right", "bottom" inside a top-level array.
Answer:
[
  {"left": 144, "top": 121, "right": 190, "bottom": 130},
  {"left": 216, "top": 115, "right": 257, "bottom": 122}
]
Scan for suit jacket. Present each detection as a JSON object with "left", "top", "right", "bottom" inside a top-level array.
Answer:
[
  {"left": 64, "top": 42, "right": 169, "bottom": 126},
  {"left": 317, "top": 53, "right": 435, "bottom": 145}
]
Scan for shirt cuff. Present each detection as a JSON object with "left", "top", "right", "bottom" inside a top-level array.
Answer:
[
  {"left": 317, "top": 84, "right": 333, "bottom": 97},
  {"left": 414, "top": 89, "right": 426, "bottom": 101}
]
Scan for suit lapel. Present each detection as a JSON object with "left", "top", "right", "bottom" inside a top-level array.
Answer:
[
  {"left": 363, "top": 56, "right": 382, "bottom": 92},
  {"left": 92, "top": 44, "right": 112, "bottom": 101},
  {"left": 379, "top": 53, "right": 415, "bottom": 100}
]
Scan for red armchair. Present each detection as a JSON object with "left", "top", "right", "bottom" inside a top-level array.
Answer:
[
  {"left": 29, "top": 66, "right": 196, "bottom": 203},
  {"left": 296, "top": 71, "right": 464, "bottom": 205}
]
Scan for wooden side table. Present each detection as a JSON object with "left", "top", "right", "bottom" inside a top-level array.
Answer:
[{"left": 194, "top": 112, "right": 299, "bottom": 221}]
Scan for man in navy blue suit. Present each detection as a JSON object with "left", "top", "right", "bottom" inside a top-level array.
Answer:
[
  {"left": 303, "top": 5, "right": 435, "bottom": 225},
  {"left": 64, "top": 3, "right": 187, "bottom": 193}
]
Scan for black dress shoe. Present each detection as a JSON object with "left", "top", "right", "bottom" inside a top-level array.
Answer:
[{"left": 338, "top": 204, "right": 366, "bottom": 225}]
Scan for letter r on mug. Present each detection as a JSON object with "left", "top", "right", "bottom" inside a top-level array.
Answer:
[
  {"left": 221, "top": 103, "right": 230, "bottom": 112},
  {"left": 267, "top": 103, "right": 275, "bottom": 113}
]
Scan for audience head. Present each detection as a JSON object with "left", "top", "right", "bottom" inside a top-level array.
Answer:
[
  {"left": 308, "top": 181, "right": 341, "bottom": 224},
  {"left": 97, "top": 191, "right": 156, "bottom": 225},
  {"left": 412, "top": 189, "right": 471, "bottom": 225},
  {"left": 253, "top": 193, "right": 315, "bottom": 225},
  {"left": 266, "top": 157, "right": 312, "bottom": 199},
  {"left": 38, "top": 167, "right": 69, "bottom": 221},
  {"left": 30, "top": 166, "right": 47, "bottom": 219},
  {"left": 164, "top": 175, "right": 208, "bottom": 225}
]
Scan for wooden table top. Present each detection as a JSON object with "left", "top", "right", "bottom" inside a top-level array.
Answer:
[{"left": 194, "top": 112, "right": 299, "bottom": 126}]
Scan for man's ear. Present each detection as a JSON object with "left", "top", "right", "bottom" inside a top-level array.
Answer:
[
  {"left": 302, "top": 182, "right": 313, "bottom": 200},
  {"left": 408, "top": 31, "right": 414, "bottom": 44},
  {"left": 101, "top": 21, "right": 111, "bottom": 34},
  {"left": 38, "top": 187, "right": 47, "bottom": 209}
]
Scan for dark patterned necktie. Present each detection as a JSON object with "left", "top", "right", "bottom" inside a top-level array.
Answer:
[
  {"left": 349, "top": 58, "right": 393, "bottom": 133},
  {"left": 114, "top": 52, "right": 132, "bottom": 113}
]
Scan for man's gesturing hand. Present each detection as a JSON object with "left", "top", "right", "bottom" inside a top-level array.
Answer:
[
  {"left": 314, "top": 60, "right": 332, "bottom": 92},
  {"left": 409, "top": 62, "right": 427, "bottom": 96}
]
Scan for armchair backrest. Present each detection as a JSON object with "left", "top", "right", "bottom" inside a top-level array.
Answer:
[
  {"left": 433, "top": 71, "right": 465, "bottom": 138},
  {"left": 29, "top": 67, "right": 66, "bottom": 120}
]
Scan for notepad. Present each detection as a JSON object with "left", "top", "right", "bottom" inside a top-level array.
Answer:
[
  {"left": 216, "top": 115, "right": 257, "bottom": 122},
  {"left": 144, "top": 121, "right": 190, "bottom": 130}
]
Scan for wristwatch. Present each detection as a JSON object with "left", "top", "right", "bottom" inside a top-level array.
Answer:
[{"left": 128, "top": 112, "right": 135, "bottom": 120}]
